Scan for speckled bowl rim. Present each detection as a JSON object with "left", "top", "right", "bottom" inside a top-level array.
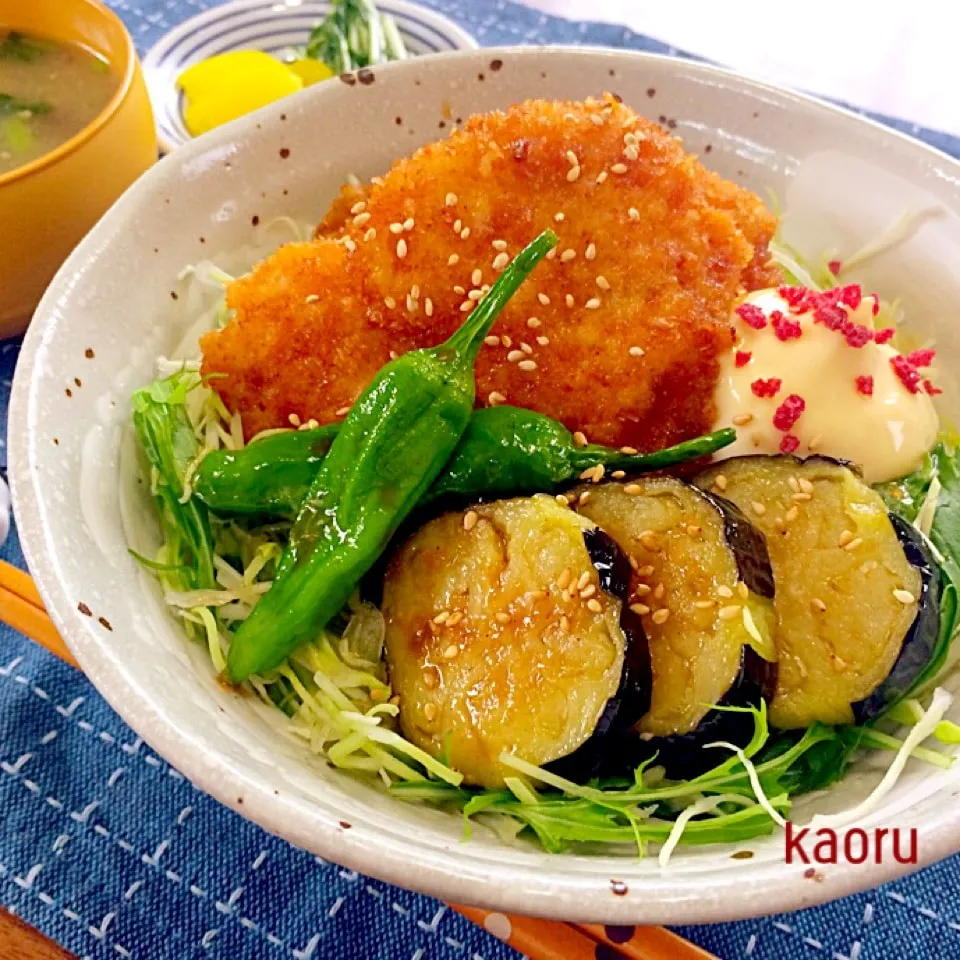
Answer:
[{"left": 11, "top": 45, "right": 960, "bottom": 925}]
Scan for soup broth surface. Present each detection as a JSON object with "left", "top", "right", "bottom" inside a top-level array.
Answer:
[{"left": 0, "top": 30, "right": 118, "bottom": 176}]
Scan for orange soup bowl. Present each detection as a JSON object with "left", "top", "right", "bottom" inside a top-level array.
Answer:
[{"left": 0, "top": 0, "right": 156, "bottom": 337}]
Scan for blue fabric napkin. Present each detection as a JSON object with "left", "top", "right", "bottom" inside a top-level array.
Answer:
[{"left": 4, "top": 3, "right": 960, "bottom": 958}]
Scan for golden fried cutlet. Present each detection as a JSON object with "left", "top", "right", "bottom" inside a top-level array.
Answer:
[{"left": 202, "top": 95, "right": 780, "bottom": 450}]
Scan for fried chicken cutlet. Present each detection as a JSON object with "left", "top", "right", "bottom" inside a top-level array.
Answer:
[{"left": 202, "top": 95, "right": 780, "bottom": 450}]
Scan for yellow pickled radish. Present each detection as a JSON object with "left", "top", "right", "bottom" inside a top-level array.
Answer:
[
  {"left": 177, "top": 51, "right": 303, "bottom": 136},
  {"left": 285, "top": 58, "right": 335, "bottom": 87}
]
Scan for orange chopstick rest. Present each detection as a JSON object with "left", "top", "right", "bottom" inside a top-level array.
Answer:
[
  {"left": 0, "top": 581, "right": 79, "bottom": 669},
  {"left": 582, "top": 923, "right": 718, "bottom": 960},
  {"left": 452, "top": 905, "right": 606, "bottom": 960}
]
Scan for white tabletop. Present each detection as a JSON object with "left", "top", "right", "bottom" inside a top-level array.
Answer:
[{"left": 525, "top": 0, "right": 960, "bottom": 137}]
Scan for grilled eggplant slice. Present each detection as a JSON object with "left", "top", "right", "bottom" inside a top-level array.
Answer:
[
  {"left": 575, "top": 479, "right": 777, "bottom": 773},
  {"left": 695, "top": 456, "right": 930, "bottom": 728},
  {"left": 382, "top": 495, "right": 649, "bottom": 788}
]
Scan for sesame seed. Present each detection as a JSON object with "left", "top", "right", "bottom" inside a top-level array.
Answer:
[
  {"left": 335, "top": 406, "right": 350, "bottom": 417},
  {"left": 488, "top": 391, "right": 506, "bottom": 405},
  {"left": 389, "top": 222, "right": 404, "bottom": 234},
  {"left": 423, "top": 669, "right": 438, "bottom": 689},
  {"left": 484, "top": 335, "right": 501, "bottom": 346},
  {"left": 592, "top": 464, "right": 605, "bottom": 483},
  {"left": 396, "top": 239, "right": 407, "bottom": 258},
  {"left": 732, "top": 413, "right": 754, "bottom": 426},
  {"left": 560, "top": 248, "right": 577, "bottom": 262},
  {"left": 717, "top": 585, "right": 734, "bottom": 598},
  {"left": 595, "top": 171, "right": 608, "bottom": 184},
  {"left": 468, "top": 289, "right": 483, "bottom": 301},
  {"left": 565, "top": 294, "right": 575, "bottom": 307},
  {"left": 586, "top": 598, "right": 603, "bottom": 613},
  {"left": 620, "top": 446, "right": 639, "bottom": 455},
  {"left": 425, "top": 298, "right": 433, "bottom": 317},
  {"left": 652, "top": 582, "right": 665, "bottom": 601},
  {"left": 460, "top": 227, "right": 471, "bottom": 239},
  {"left": 288, "top": 413, "right": 302, "bottom": 427},
  {"left": 774, "top": 517, "right": 786, "bottom": 531},
  {"left": 578, "top": 490, "right": 592, "bottom": 505},
  {"left": 694, "top": 599, "right": 716, "bottom": 609},
  {"left": 454, "top": 285, "right": 466, "bottom": 295},
  {"left": 518, "top": 359, "right": 537, "bottom": 372},
  {"left": 752, "top": 501, "right": 766, "bottom": 516},
  {"left": 350, "top": 201, "right": 367, "bottom": 214},
  {"left": 469, "top": 269, "right": 481, "bottom": 287},
  {"left": 630, "top": 603, "right": 650, "bottom": 616},
  {"left": 585, "top": 298, "right": 601, "bottom": 309},
  {"left": 363, "top": 227, "right": 376, "bottom": 241},
  {"left": 686, "top": 524, "right": 702, "bottom": 537},
  {"left": 596, "top": 275, "right": 611, "bottom": 290},
  {"left": 651, "top": 609, "right": 670, "bottom": 625},
  {"left": 808, "top": 434, "right": 823, "bottom": 451},
  {"left": 554, "top": 212, "right": 565, "bottom": 222},
  {"left": 637, "top": 565, "right": 655, "bottom": 577},
  {"left": 353, "top": 212, "right": 371, "bottom": 227},
  {"left": 492, "top": 252, "right": 509, "bottom": 271},
  {"left": 537, "top": 336, "right": 550, "bottom": 346},
  {"left": 424, "top": 703, "right": 438, "bottom": 721},
  {"left": 443, "top": 644, "right": 459, "bottom": 660},
  {"left": 718, "top": 604, "right": 742, "bottom": 620},
  {"left": 634, "top": 583, "right": 651, "bottom": 596},
  {"left": 590, "top": 114, "right": 604, "bottom": 126},
  {"left": 305, "top": 294, "right": 320, "bottom": 303},
  {"left": 798, "top": 478, "right": 815, "bottom": 494},
  {"left": 460, "top": 300, "right": 474, "bottom": 312},
  {"left": 445, "top": 192, "right": 458, "bottom": 206},
  {"left": 639, "top": 532, "right": 659, "bottom": 551},
  {"left": 538, "top": 293, "right": 551, "bottom": 305},
  {"left": 565, "top": 150, "right": 578, "bottom": 165},
  {"left": 788, "top": 476, "right": 800, "bottom": 493},
  {"left": 448, "top": 253, "right": 459, "bottom": 266},
  {"left": 792, "top": 492, "right": 812, "bottom": 503},
  {"left": 628, "top": 346, "right": 644, "bottom": 357},
  {"left": 609, "top": 469, "right": 623, "bottom": 479},
  {"left": 555, "top": 493, "right": 569, "bottom": 506},
  {"left": 737, "top": 581, "right": 749, "bottom": 599},
  {"left": 573, "top": 431, "right": 588, "bottom": 447},
  {"left": 624, "top": 484, "right": 642, "bottom": 496},
  {"left": 343, "top": 238, "right": 357, "bottom": 253},
  {"left": 611, "top": 163, "right": 628, "bottom": 174},
  {"left": 576, "top": 571, "right": 591, "bottom": 590},
  {"left": 492, "top": 239, "right": 508, "bottom": 251},
  {"left": 838, "top": 530, "right": 854, "bottom": 547},
  {"left": 557, "top": 568, "right": 572, "bottom": 590},
  {"left": 502, "top": 335, "right": 513, "bottom": 347},
  {"left": 811, "top": 598, "right": 827, "bottom": 612},
  {"left": 785, "top": 506, "right": 799, "bottom": 522},
  {"left": 585, "top": 243, "right": 597, "bottom": 261},
  {"left": 446, "top": 611, "right": 463, "bottom": 627},
  {"left": 433, "top": 610, "right": 450, "bottom": 624},
  {"left": 520, "top": 342, "right": 533, "bottom": 355},
  {"left": 406, "top": 294, "right": 417, "bottom": 312},
  {"left": 403, "top": 217, "right": 414, "bottom": 231},
  {"left": 507, "top": 350, "right": 524, "bottom": 362},
  {"left": 713, "top": 474, "right": 728, "bottom": 491},
  {"left": 580, "top": 584, "right": 597, "bottom": 599},
  {"left": 463, "top": 510, "right": 478, "bottom": 531},
  {"left": 567, "top": 167, "right": 581, "bottom": 182},
  {"left": 893, "top": 588, "right": 916, "bottom": 604},
  {"left": 628, "top": 207, "right": 640, "bottom": 221},
  {"left": 843, "top": 537, "right": 863, "bottom": 552},
  {"left": 526, "top": 317, "right": 541, "bottom": 330},
  {"left": 623, "top": 145, "right": 639, "bottom": 161},
  {"left": 453, "top": 219, "right": 462, "bottom": 232},
  {"left": 579, "top": 467, "right": 595, "bottom": 480}
]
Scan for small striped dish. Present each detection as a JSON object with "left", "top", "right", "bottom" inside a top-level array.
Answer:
[{"left": 143, "top": 0, "right": 477, "bottom": 152}]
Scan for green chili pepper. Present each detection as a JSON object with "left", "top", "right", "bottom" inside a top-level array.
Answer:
[
  {"left": 193, "top": 411, "right": 736, "bottom": 519},
  {"left": 226, "top": 229, "right": 558, "bottom": 683}
]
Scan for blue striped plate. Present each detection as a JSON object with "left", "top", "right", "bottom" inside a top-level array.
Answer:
[{"left": 143, "top": 0, "right": 477, "bottom": 152}]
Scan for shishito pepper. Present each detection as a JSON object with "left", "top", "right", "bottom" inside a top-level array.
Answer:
[
  {"left": 226, "top": 229, "right": 558, "bottom": 683},
  {"left": 193, "top": 411, "right": 736, "bottom": 520}
]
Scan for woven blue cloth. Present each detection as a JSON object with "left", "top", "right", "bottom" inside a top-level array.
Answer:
[{"left": 4, "top": 3, "right": 960, "bottom": 958}]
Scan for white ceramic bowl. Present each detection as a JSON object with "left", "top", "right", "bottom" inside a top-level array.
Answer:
[
  {"left": 142, "top": 0, "right": 476, "bottom": 152},
  {"left": 11, "top": 46, "right": 960, "bottom": 925}
]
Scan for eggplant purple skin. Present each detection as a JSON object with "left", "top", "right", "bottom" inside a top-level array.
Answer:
[
  {"left": 851, "top": 513, "right": 941, "bottom": 723},
  {"left": 545, "top": 528, "right": 653, "bottom": 781}
]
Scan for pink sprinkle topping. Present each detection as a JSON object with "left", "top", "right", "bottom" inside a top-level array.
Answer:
[
  {"left": 736, "top": 302, "right": 768, "bottom": 330},
  {"left": 735, "top": 350, "right": 752, "bottom": 368},
  {"left": 906, "top": 348, "right": 936, "bottom": 368},
  {"left": 779, "top": 285, "right": 818, "bottom": 314},
  {"left": 751, "top": 377, "right": 782, "bottom": 399},
  {"left": 814, "top": 301, "right": 846, "bottom": 331},
  {"left": 924, "top": 379, "right": 943, "bottom": 396},
  {"left": 828, "top": 260, "right": 842, "bottom": 277},
  {"left": 856, "top": 375, "right": 874, "bottom": 396},
  {"left": 780, "top": 434, "right": 800, "bottom": 454},
  {"left": 870, "top": 294, "right": 880, "bottom": 316},
  {"left": 772, "top": 394, "right": 806, "bottom": 431},
  {"left": 842, "top": 321, "right": 873, "bottom": 348},
  {"left": 771, "top": 311, "right": 802, "bottom": 341},
  {"left": 874, "top": 327, "right": 896, "bottom": 345},
  {"left": 838, "top": 284, "right": 862, "bottom": 310},
  {"left": 891, "top": 355, "right": 922, "bottom": 394}
]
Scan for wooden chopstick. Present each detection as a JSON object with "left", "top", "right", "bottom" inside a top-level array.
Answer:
[{"left": 0, "top": 559, "right": 716, "bottom": 960}]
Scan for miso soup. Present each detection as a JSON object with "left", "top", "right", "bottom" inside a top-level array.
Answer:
[{"left": 0, "top": 30, "right": 119, "bottom": 176}]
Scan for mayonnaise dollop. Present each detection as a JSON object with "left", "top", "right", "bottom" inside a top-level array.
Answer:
[{"left": 712, "top": 287, "right": 939, "bottom": 483}]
